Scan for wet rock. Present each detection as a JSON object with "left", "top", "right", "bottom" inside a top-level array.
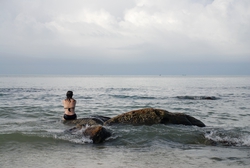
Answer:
[
  {"left": 68, "top": 125, "right": 111, "bottom": 144},
  {"left": 104, "top": 108, "right": 205, "bottom": 127},
  {"left": 83, "top": 125, "right": 111, "bottom": 144}
]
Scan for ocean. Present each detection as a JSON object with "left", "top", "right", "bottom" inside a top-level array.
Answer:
[{"left": 0, "top": 75, "right": 250, "bottom": 168}]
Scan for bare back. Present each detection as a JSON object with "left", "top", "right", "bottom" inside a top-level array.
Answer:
[{"left": 63, "top": 98, "right": 76, "bottom": 115}]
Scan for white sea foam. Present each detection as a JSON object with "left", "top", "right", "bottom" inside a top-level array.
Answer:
[{"left": 205, "top": 130, "right": 250, "bottom": 147}]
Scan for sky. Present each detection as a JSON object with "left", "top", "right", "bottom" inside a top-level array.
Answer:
[{"left": 0, "top": 0, "right": 250, "bottom": 75}]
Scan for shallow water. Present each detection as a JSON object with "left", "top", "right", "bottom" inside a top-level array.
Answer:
[{"left": 0, "top": 75, "right": 250, "bottom": 168}]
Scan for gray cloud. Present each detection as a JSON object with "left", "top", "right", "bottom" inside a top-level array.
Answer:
[{"left": 0, "top": 0, "right": 250, "bottom": 75}]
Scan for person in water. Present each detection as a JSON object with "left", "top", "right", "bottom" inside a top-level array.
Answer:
[{"left": 63, "top": 91, "right": 77, "bottom": 120}]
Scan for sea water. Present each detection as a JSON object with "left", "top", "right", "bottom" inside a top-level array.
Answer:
[{"left": 0, "top": 75, "right": 250, "bottom": 168}]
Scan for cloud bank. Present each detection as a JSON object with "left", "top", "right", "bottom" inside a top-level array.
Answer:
[{"left": 0, "top": 0, "right": 250, "bottom": 75}]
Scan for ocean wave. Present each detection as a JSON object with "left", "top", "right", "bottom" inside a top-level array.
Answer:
[
  {"left": 0, "top": 93, "right": 7, "bottom": 97},
  {"left": 0, "top": 130, "right": 94, "bottom": 145},
  {"left": 63, "top": 126, "right": 94, "bottom": 144},
  {"left": 102, "top": 125, "right": 212, "bottom": 147},
  {"left": 0, "top": 132, "right": 57, "bottom": 143},
  {"left": 176, "top": 96, "right": 218, "bottom": 100},
  {"left": 2, "top": 124, "right": 250, "bottom": 148},
  {"left": 204, "top": 128, "right": 250, "bottom": 147},
  {"left": 110, "top": 94, "right": 156, "bottom": 100},
  {"left": 0, "top": 88, "right": 46, "bottom": 94},
  {"left": 105, "top": 125, "right": 250, "bottom": 148},
  {"left": 236, "top": 86, "right": 250, "bottom": 89}
]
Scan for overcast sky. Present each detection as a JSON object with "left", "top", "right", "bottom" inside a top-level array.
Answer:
[{"left": 0, "top": 0, "right": 250, "bottom": 75}]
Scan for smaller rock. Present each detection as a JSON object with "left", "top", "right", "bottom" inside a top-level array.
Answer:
[
  {"left": 68, "top": 125, "right": 111, "bottom": 143},
  {"left": 83, "top": 125, "right": 111, "bottom": 143}
]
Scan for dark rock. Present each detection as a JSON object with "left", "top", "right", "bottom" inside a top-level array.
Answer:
[
  {"left": 67, "top": 125, "right": 111, "bottom": 144},
  {"left": 104, "top": 108, "right": 205, "bottom": 127},
  {"left": 83, "top": 125, "right": 111, "bottom": 143}
]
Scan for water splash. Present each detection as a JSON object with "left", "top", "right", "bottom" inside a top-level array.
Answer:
[{"left": 204, "top": 129, "right": 250, "bottom": 147}]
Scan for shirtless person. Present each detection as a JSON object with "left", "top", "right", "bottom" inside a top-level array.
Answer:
[{"left": 63, "top": 91, "right": 77, "bottom": 120}]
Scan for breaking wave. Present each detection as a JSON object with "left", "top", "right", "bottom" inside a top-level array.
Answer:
[{"left": 204, "top": 128, "right": 250, "bottom": 147}]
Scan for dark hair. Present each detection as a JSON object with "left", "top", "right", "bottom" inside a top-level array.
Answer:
[{"left": 66, "top": 91, "right": 73, "bottom": 102}]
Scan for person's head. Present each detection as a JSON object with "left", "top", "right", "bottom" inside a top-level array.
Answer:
[{"left": 66, "top": 91, "right": 73, "bottom": 100}]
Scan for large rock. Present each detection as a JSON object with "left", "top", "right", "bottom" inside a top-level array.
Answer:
[{"left": 104, "top": 108, "right": 205, "bottom": 127}]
